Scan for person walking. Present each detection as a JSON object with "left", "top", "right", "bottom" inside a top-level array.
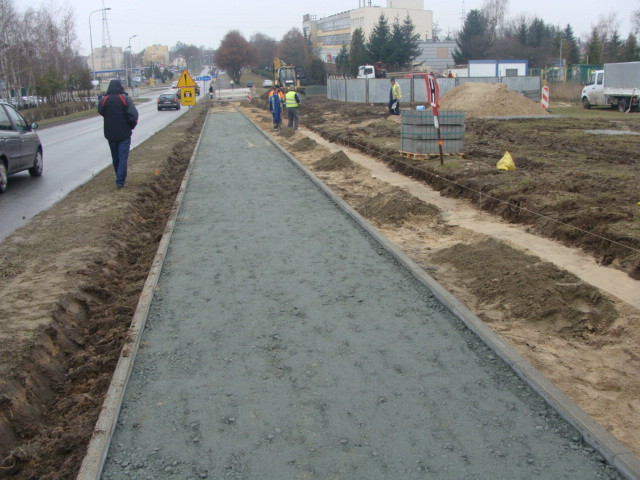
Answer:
[
  {"left": 388, "top": 77, "right": 401, "bottom": 115},
  {"left": 97, "top": 79, "right": 139, "bottom": 188},
  {"left": 285, "top": 86, "right": 301, "bottom": 130},
  {"left": 268, "top": 86, "right": 285, "bottom": 131},
  {"left": 209, "top": 84, "right": 214, "bottom": 99}
]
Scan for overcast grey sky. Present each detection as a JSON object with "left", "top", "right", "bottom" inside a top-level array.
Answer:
[{"left": 20, "top": 0, "right": 639, "bottom": 55}]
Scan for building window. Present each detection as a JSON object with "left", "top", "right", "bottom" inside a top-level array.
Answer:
[
  {"left": 437, "top": 47, "right": 448, "bottom": 59},
  {"left": 505, "top": 68, "right": 518, "bottom": 77}
]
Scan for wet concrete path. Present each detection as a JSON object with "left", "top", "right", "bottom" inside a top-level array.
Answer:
[{"left": 100, "top": 111, "right": 622, "bottom": 479}]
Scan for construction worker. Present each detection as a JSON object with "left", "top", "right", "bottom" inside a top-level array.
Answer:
[
  {"left": 285, "top": 86, "right": 301, "bottom": 130},
  {"left": 268, "top": 85, "right": 285, "bottom": 130},
  {"left": 388, "top": 77, "right": 401, "bottom": 115}
]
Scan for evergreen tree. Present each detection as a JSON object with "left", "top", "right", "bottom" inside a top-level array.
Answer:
[
  {"left": 387, "top": 20, "right": 405, "bottom": 71},
  {"left": 348, "top": 27, "right": 369, "bottom": 77},
  {"left": 335, "top": 44, "right": 350, "bottom": 76},
  {"left": 401, "top": 15, "right": 422, "bottom": 66},
  {"left": 305, "top": 56, "right": 327, "bottom": 85},
  {"left": 366, "top": 14, "right": 392, "bottom": 66},
  {"left": 453, "top": 10, "right": 491, "bottom": 64},
  {"left": 562, "top": 25, "right": 580, "bottom": 66},
  {"left": 603, "top": 31, "right": 623, "bottom": 62},
  {"left": 584, "top": 27, "right": 604, "bottom": 64},
  {"left": 619, "top": 33, "right": 640, "bottom": 62},
  {"left": 526, "top": 18, "right": 550, "bottom": 48}
]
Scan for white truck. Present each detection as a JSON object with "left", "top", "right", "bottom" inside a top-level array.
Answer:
[
  {"left": 357, "top": 63, "right": 386, "bottom": 79},
  {"left": 581, "top": 61, "right": 640, "bottom": 112}
]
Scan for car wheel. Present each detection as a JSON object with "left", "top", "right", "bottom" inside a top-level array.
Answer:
[
  {"left": 28, "top": 150, "right": 43, "bottom": 177},
  {"left": 618, "top": 99, "right": 629, "bottom": 113},
  {"left": 582, "top": 97, "right": 590, "bottom": 109},
  {"left": 0, "top": 161, "right": 7, "bottom": 193},
  {"left": 158, "top": 107, "right": 162, "bottom": 111},
  {"left": 177, "top": 104, "right": 181, "bottom": 110}
]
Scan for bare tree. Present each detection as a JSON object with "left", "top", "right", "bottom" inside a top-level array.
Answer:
[
  {"left": 481, "top": 0, "right": 509, "bottom": 42},
  {"left": 276, "top": 28, "right": 309, "bottom": 67},
  {"left": 214, "top": 30, "right": 257, "bottom": 84},
  {"left": 632, "top": 10, "right": 640, "bottom": 35},
  {"left": 250, "top": 33, "right": 277, "bottom": 71}
]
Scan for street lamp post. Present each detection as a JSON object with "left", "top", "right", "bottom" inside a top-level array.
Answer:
[
  {"left": 89, "top": 7, "right": 111, "bottom": 103},
  {"left": 128, "top": 34, "right": 137, "bottom": 95}
]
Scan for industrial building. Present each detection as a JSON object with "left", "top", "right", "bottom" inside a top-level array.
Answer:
[{"left": 303, "top": 0, "right": 433, "bottom": 63}]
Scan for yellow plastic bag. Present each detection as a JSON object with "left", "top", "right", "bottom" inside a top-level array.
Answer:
[{"left": 496, "top": 151, "right": 516, "bottom": 171}]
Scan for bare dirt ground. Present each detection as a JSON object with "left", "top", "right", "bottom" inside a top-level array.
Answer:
[
  {"left": 0, "top": 103, "right": 208, "bottom": 479},
  {"left": 0, "top": 87, "right": 638, "bottom": 478},
  {"left": 241, "top": 92, "right": 640, "bottom": 460}
]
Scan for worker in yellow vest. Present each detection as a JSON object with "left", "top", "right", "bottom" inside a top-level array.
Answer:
[
  {"left": 388, "top": 78, "right": 401, "bottom": 115},
  {"left": 285, "top": 86, "right": 301, "bottom": 130}
]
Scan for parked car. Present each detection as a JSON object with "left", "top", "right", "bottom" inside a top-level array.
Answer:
[
  {"left": 157, "top": 93, "right": 181, "bottom": 110},
  {"left": 245, "top": 81, "right": 253, "bottom": 88},
  {"left": 262, "top": 79, "right": 273, "bottom": 87},
  {"left": 0, "top": 102, "right": 43, "bottom": 193}
]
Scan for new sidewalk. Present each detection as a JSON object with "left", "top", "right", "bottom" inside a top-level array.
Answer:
[{"left": 93, "top": 110, "right": 629, "bottom": 479}]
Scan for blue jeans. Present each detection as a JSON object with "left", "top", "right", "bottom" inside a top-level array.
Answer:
[{"left": 108, "top": 137, "right": 131, "bottom": 186}]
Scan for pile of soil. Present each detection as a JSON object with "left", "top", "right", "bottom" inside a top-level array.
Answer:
[
  {"left": 358, "top": 187, "right": 440, "bottom": 226},
  {"left": 439, "top": 83, "right": 550, "bottom": 117},
  {"left": 313, "top": 150, "right": 360, "bottom": 171},
  {"left": 276, "top": 128, "right": 296, "bottom": 138},
  {"left": 291, "top": 137, "right": 318, "bottom": 152},
  {"left": 431, "top": 238, "right": 619, "bottom": 335}
]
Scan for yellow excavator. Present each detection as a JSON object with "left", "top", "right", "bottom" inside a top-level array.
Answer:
[{"left": 273, "top": 57, "right": 307, "bottom": 95}]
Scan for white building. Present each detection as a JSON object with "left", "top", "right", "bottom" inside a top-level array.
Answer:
[
  {"left": 452, "top": 60, "right": 529, "bottom": 77},
  {"left": 303, "top": 0, "right": 433, "bottom": 63}
]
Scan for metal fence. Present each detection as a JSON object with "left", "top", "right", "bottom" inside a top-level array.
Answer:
[{"left": 328, "top": 76, "right": 542, "bottom": 104}]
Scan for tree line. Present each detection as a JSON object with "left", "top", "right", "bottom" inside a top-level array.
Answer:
[
  {"left": 453, "top": 2, "right": 640, "bottom": 68},
  {"left": 214, "top": 28, "right": 329, "bottom": 86},
  {"left": 334, "top": 15, "right": 422, "bottom": 77},
  {"left": 0, "top": 0, "right": 91, "bottom": 104}
]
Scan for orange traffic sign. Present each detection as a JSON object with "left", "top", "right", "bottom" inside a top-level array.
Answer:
[{"left": 176, "top": 70, "right": 196, "bottom": 88}]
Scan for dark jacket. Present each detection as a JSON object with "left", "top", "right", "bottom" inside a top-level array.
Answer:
[{"left": 98, "top": 79, "right": 139, "bottom": 142}]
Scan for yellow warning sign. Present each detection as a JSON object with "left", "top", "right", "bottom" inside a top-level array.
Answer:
[
  {"left": 181, "top": 87, "right": 196, "bottom": 106},
  {"left": 176, "top": 70, "right": 196, "bottom": 88}
]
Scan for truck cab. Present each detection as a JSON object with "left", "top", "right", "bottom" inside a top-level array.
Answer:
[{"left": 581, "top": 70, "right": 605, "bottom": 109}]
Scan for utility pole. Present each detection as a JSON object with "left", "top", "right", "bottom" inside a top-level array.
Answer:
[{"left": 89, "top": 7, "right": 111, "bottom": 102}]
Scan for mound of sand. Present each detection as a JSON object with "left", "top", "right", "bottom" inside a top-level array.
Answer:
[
  {"left": 313, "top": 151, "right": 360, "bottom": 171},
  {"left": 358, "top": 188, "right": 439, "bottom": 226},
  {"left": 291, "top": 137, "right": 318, "bottom": 152},
  {"left": 439, "top": 83, "right": 549, "bottom": 117}
]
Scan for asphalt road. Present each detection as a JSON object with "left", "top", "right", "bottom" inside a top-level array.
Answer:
[
  {"left": 99, "top": 111, "right": 622, "bottom": 480},
  {"left": 0, "top": 81, "right": 210, "bottom": 242}
]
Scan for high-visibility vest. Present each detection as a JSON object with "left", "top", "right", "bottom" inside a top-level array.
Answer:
[
  {"left": 285, "top": 91, "right": 298, "bottom": 108},
  {"left": 391, "top": 83, "right": 400, "bottom": 100}
]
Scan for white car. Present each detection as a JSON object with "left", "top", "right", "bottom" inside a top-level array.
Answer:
[{"left": 262, "top": 79, "right": 273, "bottom": 87}]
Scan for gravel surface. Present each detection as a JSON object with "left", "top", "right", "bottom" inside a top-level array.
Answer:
[{"left": 101, "top": 111, "right": 622, "bottom": 480}]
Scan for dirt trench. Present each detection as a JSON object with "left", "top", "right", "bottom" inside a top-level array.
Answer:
[{"left": 0, "top": 104, "right": 208, "bottom": 479}]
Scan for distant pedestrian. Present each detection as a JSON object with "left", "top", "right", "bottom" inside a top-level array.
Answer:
[
  {"left": 209, "top": 84, "right": 214, "bottom": 99},
  {"left": 388, "top": 77, "right": 401, "bottom": 115},
  {"left": 285, "top": 86, "right": 301, "bottom": 130},
  {"left": 97, "top": 79, "right": 138, "bottom": 188},
  {"left": 268, "top": 86, "right": 285, "bottom": 130},
  {"left": 230, "top": 80, "right": 234, "bottom": 89}
]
